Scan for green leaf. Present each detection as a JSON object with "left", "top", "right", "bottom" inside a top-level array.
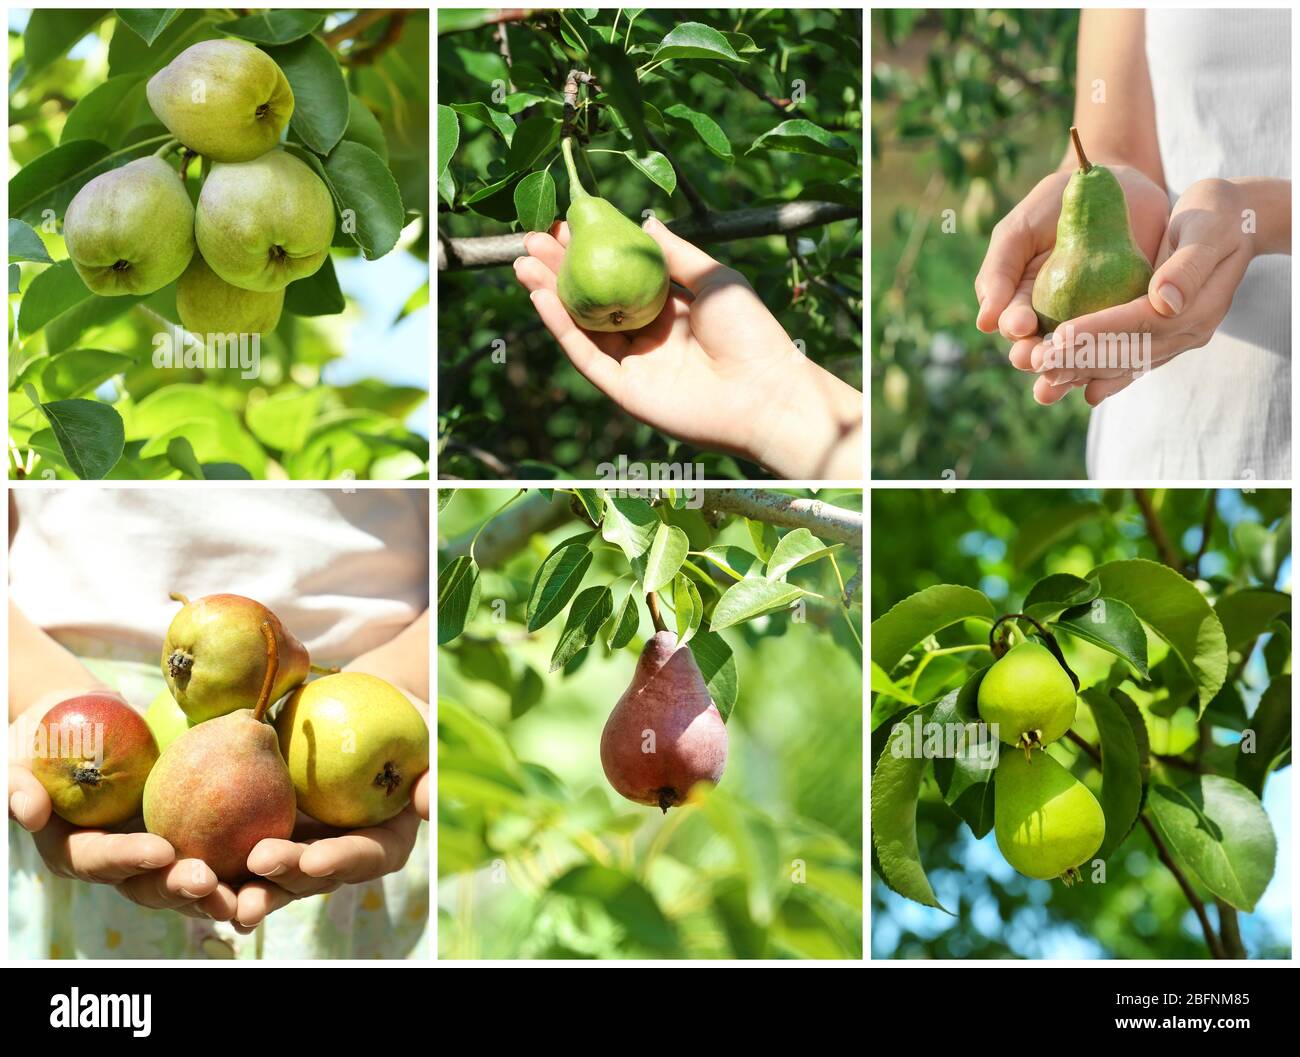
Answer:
[
  {"left": 437, "top": 556, "right": 481, "bottom": 644},
  {"left": 1147, "top": 775, "right": 1276, "bottom": 913},
  {"left": 549, "top": 586, "right": 613, "bottom": 672},
  {"left": 643, "top": 523, "right": 688, "bottom": 592},
  {"left": 711, "top": 578, "right": 804, "bottom": 631},
  {"left": 526, "top": 542, "right": 593, "bottom": 631}
]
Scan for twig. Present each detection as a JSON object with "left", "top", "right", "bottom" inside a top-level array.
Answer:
[{"left": 1133, "top": 488, "right": 1183, "bottom": 572}]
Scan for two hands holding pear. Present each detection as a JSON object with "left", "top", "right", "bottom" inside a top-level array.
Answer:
[
  {"left": 61, "top": 38, "right": 336, "bottom": 339},
  {"left": 25, "top": 591, "right": 429, "bottom": 922},
  {"left": 976, "top": 126, "right": 1173, "bottom": 405}
]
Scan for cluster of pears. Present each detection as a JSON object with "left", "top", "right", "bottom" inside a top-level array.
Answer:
[
  {"left": 1031, "top": 126, "right": 1154, "bottom": 334},
  {"left": 977, "top": 640, "right": 1106, "bottom": 882},
  {"left": 555, "top": 137, "right": 670, "bottom": 333},
  {"left": 62, "top": 39, "right": 335, "bottom": 339},
  {"left": 29, "top": 591, "right": 426, "bottom": 884},
  {"left": 600, "top": 631, "right": 728, "bottom": 812},
  {"left": 142, "top": 592, "right": 428, "bottom": 881}
]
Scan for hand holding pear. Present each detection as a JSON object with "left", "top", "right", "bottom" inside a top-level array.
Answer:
[
  {"left": 555, "top": 137, "right": 669, "bottom": 332},
  {"left": 1031, "top": 127, "right": 1154, "bottom": 333}
]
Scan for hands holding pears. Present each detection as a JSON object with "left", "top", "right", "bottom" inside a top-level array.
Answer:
[
  {"left": 61, "top": 38, "right": 335, "bottom": 340},
  {"left": 17, "top": 591, "right": 428, "bottom": 927},
  {"left": 974, "top": 126, "right": 1169, "bottom": 404}
]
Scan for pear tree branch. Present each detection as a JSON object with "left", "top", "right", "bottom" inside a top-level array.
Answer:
[
  {"left": 438, "top": 200, "right": 859, "bottom": 270},
  {"left": 440, "top": 489, "right": 863, "bottom": 564}
]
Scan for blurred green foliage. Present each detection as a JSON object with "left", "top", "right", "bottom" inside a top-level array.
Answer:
[
  {"left": 871, "top": 9, "right": 1092, "bottom": 479},
  {"left": 439, "top": 488, "right": 863, "bottom": 959}
]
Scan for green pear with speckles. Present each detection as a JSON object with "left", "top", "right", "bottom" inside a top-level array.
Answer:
[{"left": 1032, "top": 127, "right": 1153, "bottom": 333}]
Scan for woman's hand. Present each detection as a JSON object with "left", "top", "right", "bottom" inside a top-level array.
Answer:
[
  {"left": 517, "top": 218, "right": 862, "bottom": 479},
  {"left": 1023, "top": 178, "right": 1261, "bottom": 405}
]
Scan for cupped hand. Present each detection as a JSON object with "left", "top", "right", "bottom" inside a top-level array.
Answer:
[
  {"left": 517, "top": 218, "right": 861, "bottom": 478},
  {"left": 974, "top": 161, "right": 1169, "bottom": 399},
  {"left": 230, "top": 805, "right": 426, "bottom": 929},
  {"left": 1021, "top": 178, "right": 1257, "bottom": 405},
  {"left": 12, "top": 763, "right": 238, "bottom": 921},
  {"left": 11, "top": 702, "right": 238, "bottom": 922}
]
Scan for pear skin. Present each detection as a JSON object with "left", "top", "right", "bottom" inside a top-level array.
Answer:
[
  {"left": 162, "top": 593, "right": 310, "bottom": 723},
  {"left": 143, "top": 708, "right": 296, "bottom": 882},
  {"left": 557, "top": 196, "right": 670, "bottom": 332},
  {"left": 30, "top": 693, "right": 159, "bottom": 827},
  {"left": 275, "top": 672, "right": 428, "bottom": 828},
  {"left": 195, "top": 150, "right": 335, "bottom": 292},
  {"left": 147, "top": 39, "right": 294, "bottom": 163},
  {"left": 63, "top": 157, "right": 195, "bottom": 297},
  {"left": 976, "top": 641, "right": 1076, "bottom": 750},
  {"left": 994, "top": 749, "right": 1105, "bottom": 880},
  {"left": 1032, "top": 127, "right": 1153, "bottom": 333},
  {"left": 600, "top": 631, "right": 727, "bottom": 811}
]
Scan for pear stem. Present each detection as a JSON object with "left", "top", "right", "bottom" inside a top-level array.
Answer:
[
  {"left": 560, "top": 137, "right": 590, "bottom": 201},
  {"left": 646, "top": 591, "right": 667, "bottom": 633},
  {"left": 310, "top": 663, "right": 340, "bottom": 675},
  {"left": 169, "top": 591, "right": 190, "bottom": 606},
  {"left": 1069, "top": 126, "right": 1091, "bottom": 174},
  {"left": 253, "top": 621, "right": 280, "bottom": 723}
]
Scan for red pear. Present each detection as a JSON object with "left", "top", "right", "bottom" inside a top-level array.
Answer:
[
  {"left": 144, "top": 623, "right": 296, "bottom": 881},
  {"left": 30, "top": 693, "right": 159, "bottom": 827},
  {"left": 600, "top": 631, "right": 728, "bottom": 812}
]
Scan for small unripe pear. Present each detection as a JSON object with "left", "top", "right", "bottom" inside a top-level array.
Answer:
[
  {"left": 147, "top": 39, "right": 294, "bottom": 163},
  {"left": 994, "top": 750, "right": 1105, "bottom": 880},
  {"left": 63, "top": 157, "right": 195, "bottom": 296},
  {"left": 177, "top": 252, "right": 284, "bottom": 337},
  {"left": 977, "top": 641, "right": 1076, "bottom": 750},
  {"left": 600, "top": 631, "right": 727, "bottom": 812}
]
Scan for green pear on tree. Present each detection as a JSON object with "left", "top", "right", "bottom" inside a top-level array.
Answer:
[
  {"left": 176, "top": 253, "right": 284, "bottom": 337},
  {"left": 146, "top": 39, "right": 295, "bottom": 163},
  {"left": 195, "top": 149, "right": 336, "bottom": 292},
  {"left": 555, "top": 137, "right": 670, "bottom": 332},
  {"left": 62, "top": 155, "right": 195, "bottom": 296}
]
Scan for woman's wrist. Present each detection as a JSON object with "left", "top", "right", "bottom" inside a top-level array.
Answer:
[
  {"left": 744, "top": 357, "right": 863, "bottom": 479},
  {"left": 1226, "top": 177, "right": 1291, "bottom": 257}
]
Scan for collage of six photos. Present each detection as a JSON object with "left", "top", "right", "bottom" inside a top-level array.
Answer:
[{"left": 3, "top": 4, "right": 1293, "bottom": 982}]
